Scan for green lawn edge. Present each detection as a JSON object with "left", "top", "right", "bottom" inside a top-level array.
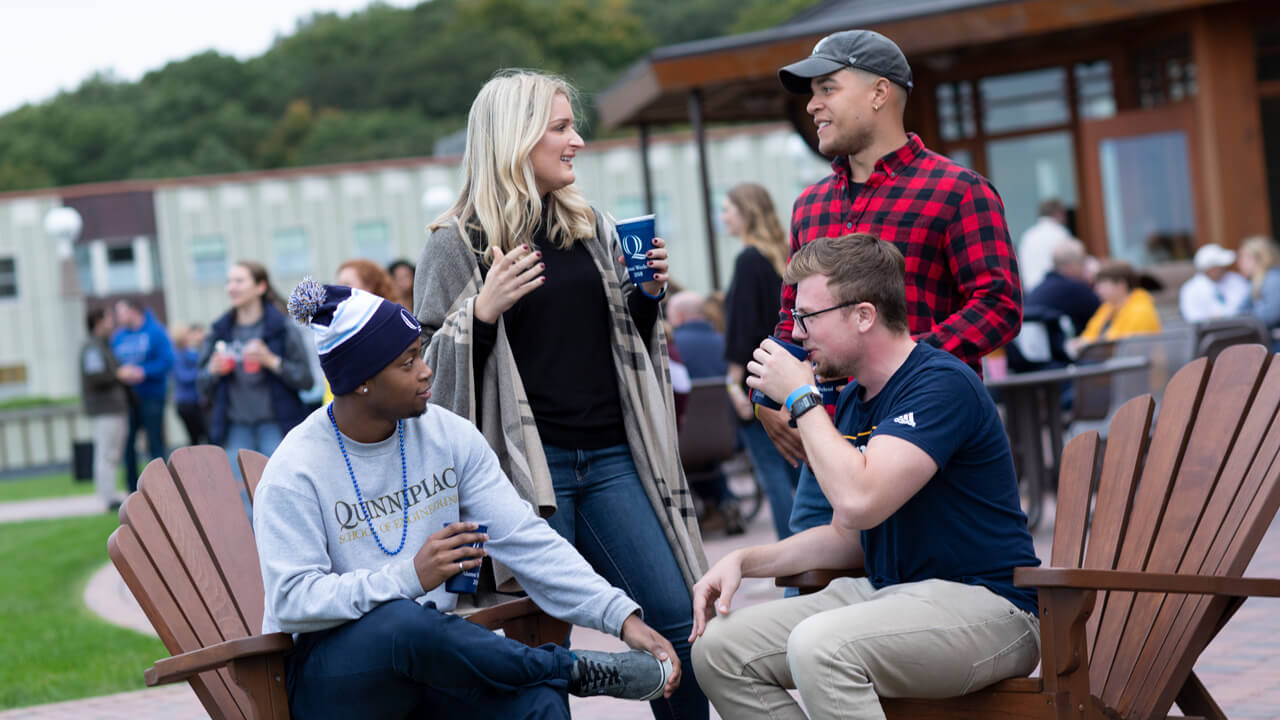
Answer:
[{"left": 0, "top": 513, "right": 165, "bottom": 710}]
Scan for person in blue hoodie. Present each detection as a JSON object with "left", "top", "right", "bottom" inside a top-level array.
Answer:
[
  {"left": 172, "top": 324, "right": 208, "bottom": 445},
  {"left": 111, "top": 298, "right": 176, "bottom": 491}
]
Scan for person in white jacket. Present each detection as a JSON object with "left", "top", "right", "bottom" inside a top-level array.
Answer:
[
  {"left": 1179, "top": 243, "right": 1251, "bottom": 323},
  {"left": 1017, "top": 197, "right": 1074, "bottom": 294},
  {"left": 253, "top": 279, "right": 680, "bottom": 719}
]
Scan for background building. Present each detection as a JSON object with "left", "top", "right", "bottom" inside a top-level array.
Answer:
[
  {"left": 601, "top": 0, "right": 1279, "bottom": 275},
  {"left": 0, "top": 124, "right": 829, "bottom": 403}
]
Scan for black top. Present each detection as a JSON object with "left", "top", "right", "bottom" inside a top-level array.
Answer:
[
  {"left": 723, "top": 246, "right": 784, "bottom": 370},
  {"left": 472, "top": 221, "right": 660, "bottom": 450}
]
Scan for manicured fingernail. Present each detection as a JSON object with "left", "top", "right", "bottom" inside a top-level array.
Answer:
[
  {"left": 535, "top": 251, "right": 543, "bottom": 257},
  {"left": 522, "top": 244, "right": 529, "bottom": 250},
  {"left": 539, "top": 263, "right": 545, "bottom": 269}
]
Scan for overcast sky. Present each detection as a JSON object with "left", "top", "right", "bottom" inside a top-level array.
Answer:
[{"left": 0, "top": 0, "right": 418, "bottom": 115}]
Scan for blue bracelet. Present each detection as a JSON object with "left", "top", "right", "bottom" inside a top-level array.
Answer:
[
  {"left": 784, "top": 384, "right": 818, "bottom": 413},
  {"left": 638, "top": 284, "right": 666, "bottom": 300}
]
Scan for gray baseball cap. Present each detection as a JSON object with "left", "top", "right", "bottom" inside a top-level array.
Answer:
[{"left": 779, "top": 30, "right": 914, "bottom": 95}]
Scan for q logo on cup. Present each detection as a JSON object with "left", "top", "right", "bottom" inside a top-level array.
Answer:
[{"left": 621, "top": 233, "right": 646, "bottom": 261}]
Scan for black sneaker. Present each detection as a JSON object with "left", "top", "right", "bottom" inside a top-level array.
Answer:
[{"left": 567, "top": 649, "right": 671, "bottom": 701}]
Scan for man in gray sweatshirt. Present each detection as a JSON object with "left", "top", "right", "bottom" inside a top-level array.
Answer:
[{"left": 255, "top": 279, "right": 678, "bottom": 719}]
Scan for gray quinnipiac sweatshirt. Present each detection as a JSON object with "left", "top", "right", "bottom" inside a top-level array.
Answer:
[{"left": 254, "top": 405, "right": 640, "bottom": 636}]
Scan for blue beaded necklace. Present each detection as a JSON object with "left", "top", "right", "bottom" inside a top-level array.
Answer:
[{"left": 327, "top": 403, "right": 409, "bottom": 556}]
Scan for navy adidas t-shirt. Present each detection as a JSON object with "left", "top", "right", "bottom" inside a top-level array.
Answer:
[{"left": 835, "top": 343, "right": 1040, "bottom": 614}]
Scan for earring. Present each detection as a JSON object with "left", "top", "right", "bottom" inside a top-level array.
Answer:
[{"left": 360, "top": 387, "right": 368, "bottom": 394}]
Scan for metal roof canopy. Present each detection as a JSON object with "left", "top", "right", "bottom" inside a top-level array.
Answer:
[
  {"left": 595, "top": 0, "right": 1230, "bottom": 291},
  {"left": 597, "top": 0, "right": 1229, "bottom": 128}
]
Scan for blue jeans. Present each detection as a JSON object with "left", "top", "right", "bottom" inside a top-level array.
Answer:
[
  {"left": 288, "top": 599, "right": 573, "bottom": 719},
  {"left": 542, "top": 443, "right": 708, "bottom": 720},
  {"left": 738, "top": 420, "right": 800, "bottom": 540},
  {"left": 124, "top": 395, "right": 167, "bottom": 492},
  {"left": 224, "top": 421, "right": 283, "bottom": 517}
]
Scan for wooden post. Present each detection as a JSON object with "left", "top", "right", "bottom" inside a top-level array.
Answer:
[
  {"left": 1190, "top": 7, "right": 1271, "bottom": 249},
  {"left": 688, "top": 88, "right": 721, "bottom": 291},
  {"left": 638, "top": 124, "right": 655, "bottom": 216}
]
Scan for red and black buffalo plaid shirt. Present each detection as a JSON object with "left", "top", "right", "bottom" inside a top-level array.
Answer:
[{"left": 775, "top": 133, "right": 1022, "bottom": 376}]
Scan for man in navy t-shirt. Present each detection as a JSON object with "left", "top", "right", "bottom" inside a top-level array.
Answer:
[{"left": 688, "top": 233, "right": 1040, "bottom": 720}]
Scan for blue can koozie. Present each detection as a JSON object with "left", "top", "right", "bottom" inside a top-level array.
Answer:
[
  {"left": 444, "top": 523, "right": 487, "bottom": 594},
  {"left": 616, "top": 214, "right": 656, "bottom": 285},
  {"left": 817, "top": 379, "right": 845, "bottom": 413},
  {"left": 749, "top": 336, "right": 812, "bottom": 411}
]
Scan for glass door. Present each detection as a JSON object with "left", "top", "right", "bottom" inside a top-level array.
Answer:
[{"left": 1079, "top": 102, "right": 1203, "bottom": 267}]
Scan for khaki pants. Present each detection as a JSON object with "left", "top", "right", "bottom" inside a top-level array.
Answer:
[
  {"left": 92, "top": 414, "right": 127, "bottom": 507},
  {"left": 691, "top": 576, "right": 1039, "bottom": 720}
]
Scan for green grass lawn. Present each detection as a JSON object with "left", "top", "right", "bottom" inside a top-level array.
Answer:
[
  {"left": 0, "top": 470, "right": 130, "bottom": 504},
  {"left": 0, "top": 513, "right": 165, "bottom": 710}
]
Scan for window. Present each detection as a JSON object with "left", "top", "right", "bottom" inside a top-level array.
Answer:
[
  {"left": 73, "top": 244, "right": 93, "bottom": 295},
  {"left": 191, "top": 235, "right": 227, "bottom": 286},
  {"left": 0, "top": 257, "right": 15, "bottom": 298},
  {"left": 1075, "top": 61, "right": 1116, "bottom": 119},
  {"left": 272, "top": 228, "right": 312, "bottom": 277},
  {"left": 1132, "top": 35, "right": 1195, "bottom": 108},
  {"left": 106, "top": 245, "right": 137, "bottom": 293},
  {"left": 936, "top": 82, "right": 977, "bottom": 141},
  {"left": 352, "top": 221, "right": 391, "bottom": 265},
  {"left": 980, "top": 68, "right": 1070, "bottom": 134}
]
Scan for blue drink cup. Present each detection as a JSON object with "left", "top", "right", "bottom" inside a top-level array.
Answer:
[
  {"left": 616, "top": 214, "right": 656, "bottom": 285},
  {"left": 749, "top": 336, "right": 811, "bottom": 411},
  {"left": 444, "top": 523, "right": 487, "bottom": 594}
]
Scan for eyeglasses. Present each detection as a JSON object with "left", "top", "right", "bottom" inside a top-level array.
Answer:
[{"left": 791, "top": 300, "right": 862, "bottom": 334}]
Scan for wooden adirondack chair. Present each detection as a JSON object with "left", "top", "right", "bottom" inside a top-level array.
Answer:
[
  {"left": 107, "top": 445, "right": 569, "bottom": 720},
  {"left": 778, "top": 343, "right": 1280, "bottom": 719}
]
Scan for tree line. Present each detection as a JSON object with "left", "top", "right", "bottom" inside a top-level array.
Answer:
[{"left": 0, "top": 0, "right": 818, "bottom": 192}]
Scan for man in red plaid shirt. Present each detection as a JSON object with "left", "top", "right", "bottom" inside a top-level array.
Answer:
[{"left": 757, "top": 29, "right": 1023, "bottom": 477}]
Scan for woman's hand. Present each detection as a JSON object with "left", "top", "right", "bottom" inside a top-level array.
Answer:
[
  {"left": 243, "top": 339, "right": 280, "bottom": 373},
  {"left": 617, "top": 237, "right": 669, "bottom": 297},
  {"left": 728, "top": 383, "right": 754, "bottom": 421},
  {"left": 475, "top": 245, "right": 546, "bottom": 324}
]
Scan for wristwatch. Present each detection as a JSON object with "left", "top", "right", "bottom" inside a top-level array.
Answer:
[{"left": 787, "top": 390, "right": 823, "bottom": 427}]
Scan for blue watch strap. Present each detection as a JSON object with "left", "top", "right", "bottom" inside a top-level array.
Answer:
[{"left": 784, "top": 384, "right": 819, "bottom": 413}]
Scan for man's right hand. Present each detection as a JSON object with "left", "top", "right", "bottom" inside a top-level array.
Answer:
[
  {"left": 413, "top": 522, "right": 488, "bottom": 591},
  {"left": 689, "top": 550, "right": 745, "bottom": 642},
  {"left": 758, "top": 404, "right": 807, "bottom": 467},
  {"left": 474, "top": 245, "right": 545, "bottom": 323}
]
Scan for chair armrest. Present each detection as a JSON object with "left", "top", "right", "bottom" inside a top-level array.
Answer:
[
  {"left": 145, "top": 633, "right": 294, "bottom": 687},
  {"left": 775, "top": 567, "right": 866, "bottom": 591},
  {"left": 462, "top": 596, "right": 542, "bottom": 630},
  {"left": 1014, "top": 567, "right": 1280, "bottom": 598}
]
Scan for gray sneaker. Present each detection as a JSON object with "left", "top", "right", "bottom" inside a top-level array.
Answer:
[{"left": 567, "top": 649, "right": 671, "bottom": 701}]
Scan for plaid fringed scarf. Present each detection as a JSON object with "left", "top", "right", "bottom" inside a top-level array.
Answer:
[{"left": 413, "top": 209, "right": 707, "bottom": 592}]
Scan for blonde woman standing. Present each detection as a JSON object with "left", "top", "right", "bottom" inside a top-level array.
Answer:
[
  {"left": 414, "top": 69, "right": 707, "bottom": 719},
  {"left": 1237, "top": 235, "right": 1280, "bottom": 340},
  {"left": 720, "top": 183, "right": 801, "bottom": 540}
]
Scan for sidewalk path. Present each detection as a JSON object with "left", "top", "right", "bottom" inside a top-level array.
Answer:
[
  {"left": 0, "top": 495, "right": 107, "bottom": 524},
  {"left": 2, "top": 492, "right": 1278, "bottom": 719}
]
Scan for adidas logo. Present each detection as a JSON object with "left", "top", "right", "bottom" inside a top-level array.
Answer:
[{"left": 892, "top": 412, "right": 916, "bottom": 428}]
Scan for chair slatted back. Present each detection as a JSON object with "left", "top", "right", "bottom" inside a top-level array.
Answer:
[
  {"left": 237, "top": 449, "right": 270, "bottom": 506},
  {"left": 107, "top": 445, "right": 265, "bottom": 720},
  {"left": 677, "top": 378, "right": 739, "bottom": 471},
  {"left": 1050, "top": 345, "right": 1280, "bottom": 719}
]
